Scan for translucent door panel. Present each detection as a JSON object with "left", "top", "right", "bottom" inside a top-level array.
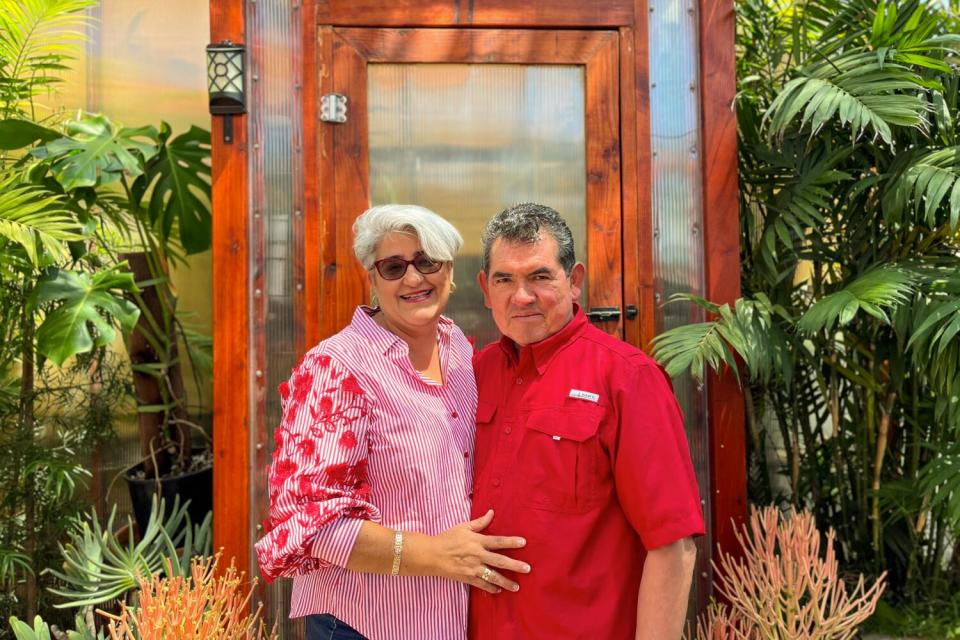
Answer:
[{"left": 368, "top": 64, "right": 587, "bottom": 347}]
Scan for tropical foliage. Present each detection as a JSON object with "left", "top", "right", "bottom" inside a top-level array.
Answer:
[
  {"left": 653, "top": 0, "right": 960, "bottom": 619},
  {"left": 0, "top": 0, "right": 211, "bottom": 632}
]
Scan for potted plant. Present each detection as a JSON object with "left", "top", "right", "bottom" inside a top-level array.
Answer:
[{"left": 34, "top": 113, "right": 214, "bottom": 535}]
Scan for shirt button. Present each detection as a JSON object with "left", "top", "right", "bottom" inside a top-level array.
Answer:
[
  {"left": 492, "top": 478, "right": 501, "bottom": 487},
  {"left": 515, "top": 377, "right": 523, "bottom": 385},
  {"left": 504, "top": 426, "right": 512, "bottom": 435},
  {"left": 451, "top": 411, "right": 458, "bottom": 418},
  {"left": 463, "top": 451, "right": 469, "bottom": 458}
]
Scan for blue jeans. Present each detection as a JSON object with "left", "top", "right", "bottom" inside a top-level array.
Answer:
[{"left": 304, "top": 614, "right": 367, "bottom": 640}]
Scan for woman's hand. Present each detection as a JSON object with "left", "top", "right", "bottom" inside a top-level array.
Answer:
[{"left": 407, "top": 509, "right": 531, "bottom": 594}]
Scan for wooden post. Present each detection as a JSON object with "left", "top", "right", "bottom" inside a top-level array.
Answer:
[
  {"left": 210, "top": 0, "right": 251, "bottom": 573},
  {"left": 699, "top": 0, "right": 748, "bottom": 565}
]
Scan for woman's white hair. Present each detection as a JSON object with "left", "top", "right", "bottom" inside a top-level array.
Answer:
[{"left": 353, "top": 204, "right": 463, "bottom": 270}]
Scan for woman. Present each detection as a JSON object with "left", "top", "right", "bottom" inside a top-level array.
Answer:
[{"left": 255, "top": 205, "right": 530, "bottom": 640}]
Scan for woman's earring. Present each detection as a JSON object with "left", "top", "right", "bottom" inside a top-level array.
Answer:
[{"left": 450, "top": 281, "right": 457, "bottom": 294}]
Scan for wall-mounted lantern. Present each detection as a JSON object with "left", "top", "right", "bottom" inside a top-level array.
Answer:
[{"left": 206, "top": 40, "right": 245, "bottom": 143}]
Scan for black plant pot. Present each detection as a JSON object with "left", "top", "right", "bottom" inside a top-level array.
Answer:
[{"left": 125, "top": 461, "right": 213, "bottom": 539}]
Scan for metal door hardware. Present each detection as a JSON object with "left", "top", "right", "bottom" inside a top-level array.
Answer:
[
  {"left": 320, "top": 93, "right": 347, "bottom": 123},
  {"left": 586, "top": 307, "right": 621, "bottom": 322},
  {"left": 585, "top": 305, "right": 639, "bottom": 322}
]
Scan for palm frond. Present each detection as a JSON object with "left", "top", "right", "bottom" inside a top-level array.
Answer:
[
  {"left": 918, "top": 443, "right": 960, "bottom": 529},
  {"left": 651, "top": 320, "right": 738, "bottom": 384},
  {"left": 651, "top": 293, "right": 792, "bottom": 385},
  {"left": 883, "top": 146, "right": 960, "bottom": 230},
  {"left": 766, "top": 52, "right": 929, "bottom": 143},
  {"left": 906, "top": 292, "right": 960, "bottom": 398},
  {"left": 797, "top": 266, "right": 917, "bottom": 333},
  {"left": 0, "top": 170, "right": 83, "bottom": 264},
  {"left": 0, "top": 0, "right": 95, "bottom": 117}
]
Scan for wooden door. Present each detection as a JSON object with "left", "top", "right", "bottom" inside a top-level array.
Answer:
[{"left": 304, "top": 28, "right": 623, "bottom": 346}]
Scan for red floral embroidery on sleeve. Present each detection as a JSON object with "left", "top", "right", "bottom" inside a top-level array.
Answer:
[
  {"left": 271, "top": 459, "right": 298, "bottom": 486},
  {"left": 339, "top": 430, "right": 357, "bottom": 450},
  {"left": 255, "top": 351, "right": 380, "bottom": 582},
  {"left": 295, "top": 438, "right": 316, "bottom": 459},
  {"left": 340, "top": 374, "right": 364, "bottom": 395},
  {"left": 274, "top": 527, "right": 289, "bottom": 550},
  {"left": 324, "top": 459, "right": 369, "bottom": 489},
  {"left": 317, "top": 395, "right": 334, "bottom": 417}
]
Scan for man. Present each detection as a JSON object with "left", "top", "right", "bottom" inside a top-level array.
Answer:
[{"left": 469, "top": 203, "right": 704, "bottom": 639}]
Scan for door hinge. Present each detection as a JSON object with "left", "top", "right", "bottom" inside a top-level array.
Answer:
[{"left": 320, "top": 93, "right": 347, "bottom": 123}]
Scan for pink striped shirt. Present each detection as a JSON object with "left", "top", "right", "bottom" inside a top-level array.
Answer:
[{"left": 254, "top": 306, "right": 476, "bottom": 639}]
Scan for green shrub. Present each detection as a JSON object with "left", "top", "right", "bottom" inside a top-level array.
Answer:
[{"left": 653, "top": 0, "right": 960, "bottom": 614}]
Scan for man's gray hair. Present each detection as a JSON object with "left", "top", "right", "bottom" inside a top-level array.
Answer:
[
  {"left": 481, "top": 203, "right": 576, "bottom": 274},
  {"left": 353, "top": 204, "right": 463, "bottom": 270}
]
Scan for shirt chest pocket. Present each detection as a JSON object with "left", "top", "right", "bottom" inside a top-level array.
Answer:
[{"left": 518, "top": 406, "right": 604, "bottom": 513}]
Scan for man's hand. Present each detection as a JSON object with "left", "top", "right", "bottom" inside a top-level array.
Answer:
[{"left": 635, "top": 537, "right": 697, "bottom": 640}]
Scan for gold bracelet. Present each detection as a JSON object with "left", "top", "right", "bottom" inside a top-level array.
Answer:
[{"left": 390, "top": 530, "right": 404, "bottom": 576}]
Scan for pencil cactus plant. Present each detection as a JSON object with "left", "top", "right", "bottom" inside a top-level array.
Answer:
[{"left": 688, "top": 506, "right": 886, "bottom": 639}]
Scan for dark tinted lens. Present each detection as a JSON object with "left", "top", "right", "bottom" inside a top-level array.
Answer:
[
  {"left": 377, "top": 258, "right": 408, "bottom": 280},
  {"left": 413, "top": 254, "right": 442, "bottom": 274}
]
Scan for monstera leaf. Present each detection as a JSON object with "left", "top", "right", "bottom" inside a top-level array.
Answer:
[
  {"left": 35, "top": 114, "right": 158, "bottom": 190},
  {"left": 134, "top": 123, "right": 212, "bottom": 254},
  {"left": 32, "top": 266, "right": 140, "bottom": 365}
]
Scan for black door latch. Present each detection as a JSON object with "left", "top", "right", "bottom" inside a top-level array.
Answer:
[{"left": 586, "top": 305, "right": 638, "bottom": 322}]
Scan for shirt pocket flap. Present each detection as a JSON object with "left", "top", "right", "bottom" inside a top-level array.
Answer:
[
  {"left": 525, "top": 406, "right": 603, "bottom": 442},
  {"left": 476, "top": 400, "right": 498, "bottom": 424}
]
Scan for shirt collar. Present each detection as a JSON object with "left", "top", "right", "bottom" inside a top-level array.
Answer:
[
  {"left": 497, "top": 303, "right": 588, "bottom": 374},
  {"left": 350, "top": 305, "right": 454, "bottom": 356}
]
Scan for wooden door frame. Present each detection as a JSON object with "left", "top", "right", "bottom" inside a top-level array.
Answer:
[
  {"left": 309, "top": 28, "right": 622, "bottom": 340},
  {"left": 210, "top": 0, "right": 251, "bottom": 575},
  {"left": 211, "top": 0, "right": 745, "bottom": 591}
]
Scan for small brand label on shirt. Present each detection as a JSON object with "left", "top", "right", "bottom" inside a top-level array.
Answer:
[{"left": 569, "top": 388, "right": 600, "bottom": 403}]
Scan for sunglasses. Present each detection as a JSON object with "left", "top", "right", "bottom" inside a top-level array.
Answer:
[{"left": 372, "top": 253, "right": 444, "bottom": 280}]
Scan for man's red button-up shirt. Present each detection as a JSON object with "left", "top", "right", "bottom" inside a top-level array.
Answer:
[{"left": 469, "top": 307, "right": 705, "bottom": 639}]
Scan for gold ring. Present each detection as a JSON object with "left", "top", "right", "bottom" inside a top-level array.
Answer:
[{"left": 480, "top": 567, "right": 493, "bottom": 582}]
